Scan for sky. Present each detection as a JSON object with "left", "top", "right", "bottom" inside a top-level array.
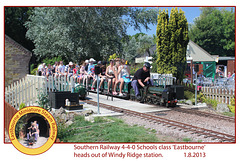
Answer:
[{"left": 126, "top": 7, "right": 232, "bottom": 36}]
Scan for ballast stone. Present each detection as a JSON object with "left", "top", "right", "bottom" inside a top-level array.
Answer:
[{"left": 216, "top": 103, "right": 229, "bottom": 113}]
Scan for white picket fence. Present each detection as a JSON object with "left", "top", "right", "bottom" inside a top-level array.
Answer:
[
  {"left": 150, "top": 73, "right": 175, "bottom": 86},
  {"left": 5, "top": 75, "right": 76, "bottom": 109},
  {"left": 46, "top": 76, "right": 76, "bottom": 92},
  {"left": 5, "top": 75, "right": 46, "bottom": 108},
  {"left": 201, "top": 87, "right": 235, "bottom": 105}
]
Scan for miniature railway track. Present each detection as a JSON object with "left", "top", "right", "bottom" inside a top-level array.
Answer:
[
  {"left": 84, "top": 99, "right": 235, "bottom": 142},
  {"left": 169, "top": 107, "right": 235, "bottom": 123},
  {"left": 88, "top": 90, "right": 235, "bottom": 123}
]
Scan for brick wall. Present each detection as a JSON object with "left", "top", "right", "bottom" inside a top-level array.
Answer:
[
  {"left": 227, "top": 60, "right": 235, "bottom": 75},
  {"left": 5, "top": 35, "right": 32, "bottom": 87}
]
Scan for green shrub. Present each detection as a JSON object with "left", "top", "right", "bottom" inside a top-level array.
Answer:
[
  {"left": 36, "top": 88, "right": 50, "bottom": 111},
  {"left": 19, "top": 103, "right": 26, "bottom": 110},
  {"left": 108, "top": 53, "right": 118, "bottom": 61},
  {"left": 130, "top": 63, "right": 144, "bottom": 75},
  {"left": 197, "top": 92, "right": 206, "bottom": 102},
  {"left": 43, "top": 56, "right": 64, "bottom": 65},
  {"left": 31, "top": 67, "right": 38, "bottom": 75},
  {"left": 228, "top": 96, "right": 235, "bottom": 113},
  {"left": 184, "top": 90, "right": 194, "bottom": 100},
  {"left": 151, "top": 62, "right": 158, "bottom": 73}
]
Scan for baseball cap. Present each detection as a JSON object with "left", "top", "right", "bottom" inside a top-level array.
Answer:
[{"left": 144, "top": 62, "right": 151, "bottom": 69}]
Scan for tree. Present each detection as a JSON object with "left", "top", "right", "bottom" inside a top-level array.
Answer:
[
  {"left": 189, "top": 7, "right": 235, "bottom": 56},
  {"left": 122, "top": 36, "right": 140, "bottom": 62},
  {"left": 5, "top": 7, "right": 34, "bottom": 51},
  {"left": 156, "top": 8, "right": 189, "bottom": 80},
  {"left": 25, "top": 7, "right": 158, "bottom": 63},
  {"left": 137, "top": 34, "right": 154, "bottom": 56}
]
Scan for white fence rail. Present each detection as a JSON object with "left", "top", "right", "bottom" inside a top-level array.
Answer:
[
  {"left": 5, "top": 75, "right": 46, "bottom": 108},
  {"left": 46, "top": 76, "right": 76, "bottom": 92},
  {"left": 5, "top": 75, "right": 76, "bottom": 109},
  {"left": 201, "top": 87, "right": 235, "bottom": 105}
]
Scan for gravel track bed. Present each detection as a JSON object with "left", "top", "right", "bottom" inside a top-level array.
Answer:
[
  {"left": 117, "top": 110, "right": 235, "bottom": 142},
  {"left": 153, "top": 110, "right": 235, "bottom": 135}
]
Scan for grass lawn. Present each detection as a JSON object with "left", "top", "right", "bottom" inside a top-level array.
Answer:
[{"left": 57, "top": 115, "right": 160, "bottom": 142}]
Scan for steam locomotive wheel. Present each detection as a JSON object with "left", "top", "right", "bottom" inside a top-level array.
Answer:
[{"left": 146, "top": 98, "right": 152, "bottom": 104}]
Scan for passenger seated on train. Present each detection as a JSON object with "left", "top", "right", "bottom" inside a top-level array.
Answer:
[
  {"left": 105, "top": 59, "right": 117, "bottom": 94},
  {"left": 131, "top": 62, "right": 153, "bottom": 100},
  {"left": 91, "top": 61, "right": 102, "bottom": 90},
  {"left": 67, "top": 62, "right": 74, "bottom": 77},
  {"left": 78, "top": 62, "right": 87, "bottom": 84},
  {"left": 46, "top": 64, "right": 53, "bottom": 79},
  {"left": 113, "top": 59, "right": 130, "bottom": 96},
  {"left": 99, "top": 61, "right": 107, "bottom": 89},
  {"left": 57, "top": 61, "right": 66, "bottom": 77},
  {"left": 52, "top": 61, "right": 59, "bottom": 77},
  {"left": 53, "top": 61, "right": 60, "bottom": 77},
  {"left": 84, "top": 58, "right": 96, "bottom": 88},
  {"left": 113, "top": 60, "right": 121, "bottom": 95},
  {"left": 40, "top": 63, "right": 47, "bottom": 76}
]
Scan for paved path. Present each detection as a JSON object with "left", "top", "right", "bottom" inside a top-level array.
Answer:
[
  {"left": 87, "top": 92, "right": 170, "bottom": 113},
  {"left": 19, "top": 136, "right": 48, "bottom": 148}
]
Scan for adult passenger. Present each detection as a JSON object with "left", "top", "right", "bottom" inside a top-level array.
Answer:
[
  {"left": 67, "top": 62, "right": 74, "bottom": 77},
  {"left": 91, "top": 61, "right": 102, "bottom": 90},
  {"left": 131, "top": 62, "right": 153, "bottom": 100},
  {"left": 58, "top": 61, "right": 66, "bottom": 77},
  {"left": 85, "top": 58, "right": 96, "bottom": 88},
  {"left": 113, "top": 61, "right": 121, "bottom": 95},
  {"left": 37, "top": 63, "right": 43, "bottom": 76},
  {"left": 99, "top": 61, "right": 107, "bottom": 89},
  {"left": 117, "top": 59, "right": 131, "bottom": 96},
  {"left": 106, "top": 59, "right": 117, "bottom": 94}
]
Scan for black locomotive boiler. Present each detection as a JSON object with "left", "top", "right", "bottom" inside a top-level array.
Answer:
[{"left": 130, "top": 85, "right": 184, "bottom": 107}]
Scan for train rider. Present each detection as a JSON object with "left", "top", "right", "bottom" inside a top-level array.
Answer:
[
  {"left": 91, "top": 61, "right": 102, "bottom": 90},
  {"left": 67, "top": 62, "right": 74, "bottom": 77},
  {"left": 106, "top": 59, "right": 117, "bottom": 94},
  {"left": 46, "top": 64, "right": 53, "bottom": 78},
  {"left": 113, "top": 60, "right": 121, "bottom": 95},
  {"left": 131, "top": 62, "right": 153, "bottom": 100},
  {"left": 84, "top": 58, "right": 96, "bottom": 89},
  {"left": 114, "top": 59, "right": 131, "bottom": 96},
  {"left": 58, "top": 61, "right": 66, "bottom": 77},
  {"left": 99, "top": 61, "right": 107, "bottom": 89}
]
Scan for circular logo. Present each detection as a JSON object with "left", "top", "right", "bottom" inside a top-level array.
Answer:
[{"left": 8, "top": 106, "right": 57, "bottom": 155}]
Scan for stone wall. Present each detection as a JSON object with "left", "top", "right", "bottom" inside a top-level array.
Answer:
[{"left": 5, "top": 35, "right": 32, "bottom": 87}]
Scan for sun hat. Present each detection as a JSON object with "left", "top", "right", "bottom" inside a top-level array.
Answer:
[
  {"left": 89, "top": 58, "right": 95, "bottom": 62},
  {"left": 69, "top": 62, "right": 73, "bottom": 66},
  {"left": 85, "top": 60, "right": 89, "bottom": 63}
]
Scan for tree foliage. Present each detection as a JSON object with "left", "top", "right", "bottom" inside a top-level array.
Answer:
[
  {"left": 5, "top": 7, "right": 34, "bottom": 51},
  {"left": 122, "top": 33, "right": 155, "bottom": 63},
  {"left": 156, "top": 8, "right": 189, "bottom": 80},
  {"left": 25, "top": 7, "right": 158, "bottom": 63},
  {"left": 189, "top": 7, "right": 235, "bottom": 56}
]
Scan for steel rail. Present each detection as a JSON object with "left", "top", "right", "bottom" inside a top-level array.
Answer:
[{"left": 84, "top": 99, "right": 235, "bottom": 142}]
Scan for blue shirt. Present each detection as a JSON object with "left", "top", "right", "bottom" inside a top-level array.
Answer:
[{"left": 87, "top": 64, "right": 95, "bottom": 74}]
